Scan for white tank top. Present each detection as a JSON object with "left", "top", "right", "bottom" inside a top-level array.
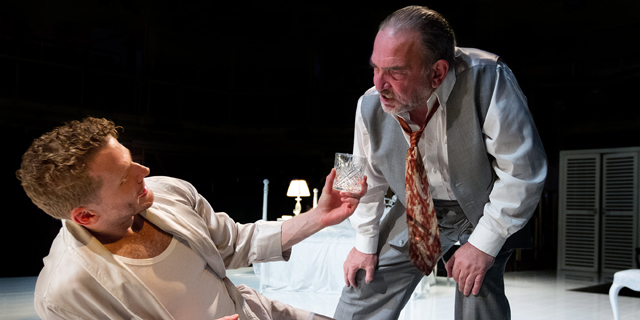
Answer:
[{"left": 114, "top": 236, "right": 237, "bottom": 319}]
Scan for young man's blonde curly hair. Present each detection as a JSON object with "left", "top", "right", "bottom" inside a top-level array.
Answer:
[{"left": 16, "top": 117, "right": 120, "bottom": 220}]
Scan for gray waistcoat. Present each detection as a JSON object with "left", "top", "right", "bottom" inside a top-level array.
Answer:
[{"left": 362, "top": 48, "right": 529, "bottom": 251}]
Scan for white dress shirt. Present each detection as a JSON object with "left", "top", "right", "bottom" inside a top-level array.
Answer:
[{"left": 350, "top": 60, "right": 547, "bottom": 257}]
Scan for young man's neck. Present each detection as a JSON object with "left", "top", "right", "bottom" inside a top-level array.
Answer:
[{"left": 86, "top": 214, "right": 141, "bottom": 245}]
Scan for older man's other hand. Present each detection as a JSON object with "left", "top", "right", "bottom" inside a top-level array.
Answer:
[{"left": 445, "top": 242, "right": 495, "bottom": 296}]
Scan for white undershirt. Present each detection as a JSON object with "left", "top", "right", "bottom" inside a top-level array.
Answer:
[{"left": 114, "top": 236, "right": 237, "bottom": 319}]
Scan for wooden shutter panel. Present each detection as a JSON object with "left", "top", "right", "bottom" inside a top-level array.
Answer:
[
  {"left": 559, "top": 154, "right": 600, "bottom": 272},
  {"left": 601, "top": 152, "right": 638, "bottom": 280}
]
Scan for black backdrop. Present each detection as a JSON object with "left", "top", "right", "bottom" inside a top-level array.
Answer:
[{"left": 2, "top": 0, "right": 640, "bottom": 277}]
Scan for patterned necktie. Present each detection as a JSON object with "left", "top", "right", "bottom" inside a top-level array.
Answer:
[{"left": 396, "top": 100, "right": 441, "bottom": 276}]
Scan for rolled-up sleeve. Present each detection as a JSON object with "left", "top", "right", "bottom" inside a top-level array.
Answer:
[{"left": 467, "top": 61, "right": 547, "bottom": 257}]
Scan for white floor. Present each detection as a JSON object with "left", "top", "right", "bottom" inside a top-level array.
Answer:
[{"left": 1, "top": 269, "right": 639, "bottom": 320}]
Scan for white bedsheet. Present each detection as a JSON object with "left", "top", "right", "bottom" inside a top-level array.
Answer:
[{"left": 253, "top": 219, "right": 434, "bottom": 297}]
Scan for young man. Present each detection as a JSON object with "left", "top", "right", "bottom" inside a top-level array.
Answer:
[{"left": 17, "top": 117, "right": 366, "bottom": 320}]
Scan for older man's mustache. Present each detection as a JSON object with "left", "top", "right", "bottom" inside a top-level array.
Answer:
[{"left": 379, "top": 89, "right": 395, "bottom": 99}]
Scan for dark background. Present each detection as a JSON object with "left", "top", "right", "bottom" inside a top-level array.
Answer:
[{"left": 2, "top": 0, "right": 639, "bottom": 277}]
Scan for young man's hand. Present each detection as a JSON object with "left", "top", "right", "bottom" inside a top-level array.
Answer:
[{"left": 315, "top": 169, "right": 368, "bottom": 227}]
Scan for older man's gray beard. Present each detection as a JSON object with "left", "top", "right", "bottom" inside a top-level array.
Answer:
[{"left": 380, "top": 88, "right": 433, "bottom": 116}]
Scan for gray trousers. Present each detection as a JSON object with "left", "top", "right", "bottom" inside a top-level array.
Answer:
[{"left": 334, "top": 200, "right": 512, "bottom": 320}]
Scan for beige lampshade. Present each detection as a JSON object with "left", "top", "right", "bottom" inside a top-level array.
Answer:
[{"left": 286, "top": 180, "right": 311, "bottom": 197}]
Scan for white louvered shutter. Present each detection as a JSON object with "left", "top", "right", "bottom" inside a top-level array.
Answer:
[
  {"left": 601, "top": 152, "right": 638, "bottom": 280},
  {"left": 559, "top": 153, "right": 601, "bottom": 272}
]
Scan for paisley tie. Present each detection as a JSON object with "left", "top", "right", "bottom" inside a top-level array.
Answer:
[{"left": 396, "top": 100, "right": 441, "bottom": 276}]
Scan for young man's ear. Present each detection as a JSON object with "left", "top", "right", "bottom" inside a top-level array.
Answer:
[{"left": 70, "top": 207, "right": 97, "bottom": 226}]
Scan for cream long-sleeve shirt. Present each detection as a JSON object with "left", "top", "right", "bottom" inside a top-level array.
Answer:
[
  {"left": 350, "top": 55, "right": 547, "bottom": 257},
  {"left": 34, "top": 176, "right": 304, "bottom": 320}
]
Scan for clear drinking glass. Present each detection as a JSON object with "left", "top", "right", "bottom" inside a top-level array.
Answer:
[{"left": 333, "top": 153, "right": 366, "bottom": 193}]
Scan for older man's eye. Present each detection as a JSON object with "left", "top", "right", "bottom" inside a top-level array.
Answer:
[{"left": 390, "top": 71, "right": 406, "bottom": 80}]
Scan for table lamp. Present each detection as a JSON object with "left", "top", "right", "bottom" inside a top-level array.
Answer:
[{"left": 287, "top": 179, "right": 310, "bottom": 215}]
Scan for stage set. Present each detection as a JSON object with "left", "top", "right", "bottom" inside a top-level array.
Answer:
[{"left": 3, "top": 1, "right": 640, "bottom": 319}]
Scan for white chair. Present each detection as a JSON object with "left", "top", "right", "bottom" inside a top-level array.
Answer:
[{"left": 609, "top": 248, "right": 640, "bottom": 320}]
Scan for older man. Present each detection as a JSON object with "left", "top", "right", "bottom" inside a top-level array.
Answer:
[
  {"left": 17, "top": 117, "right": 366, "bottom": 320},
  {"left": 335, "top": 6, "right": 547, "bottom": 320}
]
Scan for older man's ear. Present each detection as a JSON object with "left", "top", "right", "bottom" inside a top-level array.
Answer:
[{"left": 429, "top": 60, "right": 449, "bottom": 89}]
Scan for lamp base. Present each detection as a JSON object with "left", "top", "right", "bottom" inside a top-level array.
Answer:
[{"left": 293, "top": 196, "right": 302, "bottom": 215}]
